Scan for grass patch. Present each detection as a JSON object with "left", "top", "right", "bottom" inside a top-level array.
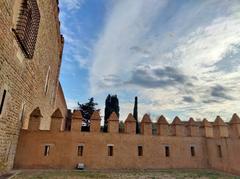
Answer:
[
  {"left": 12, "top": 169, "right": 239, "bottom": 179},
  {"left": 13, "top": 170, "right": 109, "bottom": 179}
]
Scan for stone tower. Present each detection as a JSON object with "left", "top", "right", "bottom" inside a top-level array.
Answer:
[{"left": 0, "top": 0, "right": 67, "bottom": 171}]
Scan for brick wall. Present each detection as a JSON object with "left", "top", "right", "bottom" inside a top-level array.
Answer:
[
  {"left": 0, "top": 0, "right": 66, "bottom": 171},
  {"left": 55, "top": 82, "right": 68, "bottom": 128},
  {"left": 14, "top": 111, "right": 240, "bottom": 175}
]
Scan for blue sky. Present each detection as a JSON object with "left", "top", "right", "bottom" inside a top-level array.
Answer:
[{"left": 59, "top": 0, "right": 240, "bottom": 122}]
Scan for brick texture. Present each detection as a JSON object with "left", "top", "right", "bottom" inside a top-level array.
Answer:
[
  {"left": 14, "top": 112, "right": 240, "bottom": 175},
  {"left": 0, "top": 0, "right": 67, "bottom": 171}
]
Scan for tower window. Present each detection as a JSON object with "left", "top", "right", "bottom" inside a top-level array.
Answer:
[
  {"left": 19, "top": 103, "right": 25, "bottom": 122},
  {"left": 44, "top": 145, "right": 50, "bottom": 156},
  {"left": 217, "top": 145, "right": 222, "bottom": 158},
  {"left": 190, "top": 146, "right": 195, "bottom": 157},
  {"left": 12, "top": 0, "right": 41, "bottom": 59},
  {"left": 44, "top": 66, "right": 50, "bottom": 95},
  {"left": 138, "top": 146, "right": 143, "bottom": 156},
  {"left": 77, "top": 145, "right": 84, "bottom": 156},
  {"left": 0, "top": 90, "right": 7, "bottom": 115},
  {"left": 165, "top": 146, "right": 170, "bottom": 157},
  {"left": 108, "top": 146, "right": 113, "bottom": 156}
]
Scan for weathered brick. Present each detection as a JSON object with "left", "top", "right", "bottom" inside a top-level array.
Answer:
[{"left": 0, "top": 0, "right": 67, "bottom": 172}]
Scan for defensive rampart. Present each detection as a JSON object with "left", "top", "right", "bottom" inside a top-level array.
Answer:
[{"left": 14, "top": 111, "right": 240, "bottom": 175}]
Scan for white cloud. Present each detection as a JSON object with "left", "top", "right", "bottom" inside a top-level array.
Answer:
[
  {"left": 90, "top": 0, "right": 168, "bottom": 94},
  {"left": 66, "top": 98, "right": 78, "bottom": 110},
  {"left": 89, "top": 0, "right": 240, "bottom": 121},
  {"left": 60, "top": 0, "right": 85, "bottom": 11},
  {"left": 59, "top": 2, "right": 94, "bottom": 72},
  {"left": 175, "top": 17, "right": 240, "bottom": 75}
]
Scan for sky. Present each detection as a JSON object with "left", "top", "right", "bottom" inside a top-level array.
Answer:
[{"left": 59, "top": 0, "right": 240, "bottom": 122}]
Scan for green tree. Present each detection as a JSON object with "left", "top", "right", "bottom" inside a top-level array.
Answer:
[
  {"left": 133, "top": 96, "right": 140, "bottom": 133},
  {"left": 78, "top": 97, "right": 98, "bottom": 131},
  {"left": 104, "top": 94, "right": 120, "bottom": 132},
  {"left": 119, "top": 121, "right": 124, "bottom": 133}
]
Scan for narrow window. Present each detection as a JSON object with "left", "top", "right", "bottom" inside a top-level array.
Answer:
[
  {"left": 77, "top": 145, "right": 84, "bottom": 156},
  {"left": 44, "top": 67, "right": 50, "bottom": 95},
  {"left": 108, "top": 146, "right": 113, "bottom": 156},
  {"left": 165, "top": 146, "right": 170, "bottom": 157},
  {"left": 44, "top": 145, "right": 50, "bottom": 156},
  {"left": 12, "top": 0, "right": 41, "bottom": 59},
  {"left": 5, "top": 142, "right": 12, "bottom": 162},
  {"left": 191, "top": 146, "right": 195, "bottom": 157},
  {"left": 19, "top": 103, "right": 25, "bottom": 122},
  {"left": 138, "top": 146, "right": 143, "bottom": 156},
  {"left": 217, "top": 145, "right": 222, "bottom": 158},
  {"left": 0, "top": 90, "right": 7, "bottom": 114}
]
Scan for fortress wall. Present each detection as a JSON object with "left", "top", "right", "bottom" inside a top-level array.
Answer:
[
  {"left": 14, "top": 111, "right": 240, "bottom": 175},
  {"left": 14, "top": 131, "right": 208, "bottom": 170},
  {"left": 206, "top": 138, "right": 240, "bottom": 175},
  {"left": 0, "top": 0, "right": 65, "bottom": 170}
]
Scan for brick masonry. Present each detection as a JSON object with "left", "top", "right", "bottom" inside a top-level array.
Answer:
[
  {"left": 14, "top": 111, "right": 240, "bottom": 175},
  {"left": 1, "top": 0, "right": 240, "bottom": 176},
  {"left": 0, "top": 0, "right": 67, "bottom": 171}
]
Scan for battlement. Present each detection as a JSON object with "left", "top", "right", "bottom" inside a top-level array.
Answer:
[
  {"left": 15, "top": 111, "right": 240, "bottom": 175},
  {"left": 27, "top": 110, "right": 240, "bottom": 139}
]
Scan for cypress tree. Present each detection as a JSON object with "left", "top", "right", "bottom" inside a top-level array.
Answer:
[
  {"left": 104, "top": 94, "right": 120, "bottom": 132},
  {"left": 133, "top": 96, "right": 139, "bottom": 133},
  {"left": 104, "top": 95, "right": 111, "bottom": 132},
  {"left": 111, "top": 95, "right": 119, "bottom": 117}
]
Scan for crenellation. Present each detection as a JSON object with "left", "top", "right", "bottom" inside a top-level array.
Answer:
[
  {"left": 50, "top": 109, "right": 64, "bottom": 132},
  {"left": 187, "top": 117, "right": 199, "bottom": 137},
  {"left": 124, "top": 113, "right": 136, "bottom": 134},
  {"left": 41, "top": 112, "right": 240, "bottom": 140},
  {"left": 171, "top": 116, "right": 185, "bottom": 136},
  {"left": 108, "top": 112, "right": 119, "bottom": 133},
  {"left": 157, "top": 115, "right": 169, "bottom": 136},
  {"left": 90, "top": 111, "right": 101, "bottom": 132},
  {"left": 213, "top": 116, "right": 229, "bottom": 138},
  {"left": 71, "top": 110, "right": 82, "bottom": 132},
  {"left": 140, "top": 114, "right": 152, "bottom": 135},
  {"left": 229, "top": 113, "right": 240, "bottom": 138},
  {"left": 201, "top": 118, "right": 214, "bottom": 138}
]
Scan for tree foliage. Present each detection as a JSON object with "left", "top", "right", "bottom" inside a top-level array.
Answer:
[
  {"left": 78, "top": 97, "right": 98, "bottom": 131},
  {"left": 104, "top": 94, "right": 120, "bottom": 132},
  {"left": 119, "top": 121, "right": 124, "bottom": 133},
  {"left": 133, "top": 96, "right": 140, "bottom": 133}
]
